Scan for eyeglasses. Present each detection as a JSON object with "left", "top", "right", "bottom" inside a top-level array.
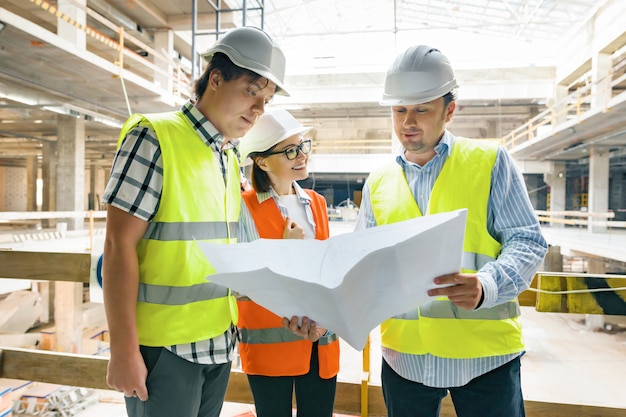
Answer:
[{"left": 266, "top": 140, "right": 312, "bottom": 160}]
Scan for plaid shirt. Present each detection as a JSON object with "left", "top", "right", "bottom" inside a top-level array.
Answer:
[{"left": 103, "top": 100, "right": 250, "bottom": 364}]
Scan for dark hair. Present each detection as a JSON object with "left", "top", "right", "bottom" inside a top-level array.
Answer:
[
  {"left": 248, "top": 146, "right": 279, "bottom": 193},
  {"left": 193, "top": 52, "right": 269, "bottom": 99},
  {"left": 443, "top": 89, "right": 458, "bottom": 108}
]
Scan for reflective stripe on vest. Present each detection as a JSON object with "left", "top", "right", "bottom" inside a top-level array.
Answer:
[
  {"left": 420, "top": 299, "right": 520, "bottom": 319},
  {"left": 118, "top": 112, "right": 240, "bottom": 347},
  {"left": 240, "top": 327, "right": 340, "bottom": 345},
  {"left": 238, "top": 189, "right": 339, "bottom": 378},
  {"left": 393, "top": 300, "right": 519, "bottom": 321},
  {"left": 138, "top": 281, "right": 230, "bottom": 305},
  {"left": 145, "top": 221, "right": 238, "bottom": 241},
  {"left": 240, "top": 327, "right": 303, "bottom": 344},
  {"left": 462, "top": 251, "right": 494, "bottom": 272},
  {"left": 368, "top": 137, "right": 524, "bottom": 358}
]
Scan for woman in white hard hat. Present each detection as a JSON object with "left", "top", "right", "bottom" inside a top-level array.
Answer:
[
  {"left": 237, "top": 108, "right": 340, "bottom": 417},
  {"left": 102, "top": 26, "right": 289, "bottom": 417},
  {"left": 356, "top": 45, "right": 547, "bottom": 417}
]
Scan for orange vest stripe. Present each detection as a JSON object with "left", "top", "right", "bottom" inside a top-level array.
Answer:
[{"left": 239, "top": 189, "right": 339, "bottom": 378}]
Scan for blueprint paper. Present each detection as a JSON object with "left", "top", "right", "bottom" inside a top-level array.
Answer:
[{"left": 200, "top": 209, "right": 467, "bottom": 350}]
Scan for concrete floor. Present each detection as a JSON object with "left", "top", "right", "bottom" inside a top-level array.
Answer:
[{"left": 519, "top": 308, "right": 626, "bottom": 409}]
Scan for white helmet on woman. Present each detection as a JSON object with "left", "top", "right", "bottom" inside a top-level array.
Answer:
[
  {"left": 239, "top": 108, "right": 311, "bottom": 162},
  {"left": 202, "top": 26, "right": 289, "bottom": 96},
  {"left": 380, "top": 45, "right": 458, "bottom": 106}
]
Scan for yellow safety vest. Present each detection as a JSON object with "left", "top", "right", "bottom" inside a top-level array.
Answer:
[
  {"left": 367, "top": 137, "right": 523, "bottom": 358},
  {"left": 117, "top": 112, "right": 240, "bottom": 346}
]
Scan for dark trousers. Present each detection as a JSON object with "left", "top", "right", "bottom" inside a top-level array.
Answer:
[
  {"left": 247, "top": 342, "right": 337, "bottom": 417},
  {"left": 125, "top": 346, "right": 231, "bottom": 417},
  {"left": 381, "top": 356, "right": 525, "bottom": 417}
]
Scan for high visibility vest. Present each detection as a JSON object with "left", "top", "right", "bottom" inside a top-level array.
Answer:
[
  {"left": 367, "top": 137, "right": 523, "bottom": 358},
  {"left": 117, "top": 112, "right": 240, "bottom": 347},
  {"left": 239, "top": 188, "right": 340, "bottom": 378}
]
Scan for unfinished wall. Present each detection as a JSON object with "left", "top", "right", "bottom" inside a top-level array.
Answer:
[{"left": 1, "top": 166, "right": 27, "bottom": 211}]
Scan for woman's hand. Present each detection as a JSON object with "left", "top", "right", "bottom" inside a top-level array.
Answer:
[
  {"left": 283, "top": 216, "right": 305, "bottom": 239},
  {"left": 282, "top": 316, "right": 326, "bottom": 342}
]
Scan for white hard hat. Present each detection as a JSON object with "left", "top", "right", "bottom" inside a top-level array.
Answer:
[
  {"left": 202, "top": 26, "right": 290, "bottom": 96},
  {"left": 239, "top": 108, "right": 312, "bottom": 162},
  {"left": 380, "top": 45, "right": 458, "bottom": 106}
]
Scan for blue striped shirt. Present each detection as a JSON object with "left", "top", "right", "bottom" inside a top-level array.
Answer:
[{"left": 355, "top": 130, "right": 548, "bottom": 387}]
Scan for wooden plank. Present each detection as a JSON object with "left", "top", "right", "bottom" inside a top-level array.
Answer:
[
  {"left": 524, "top": 400, "right": 626, "bottom": 417},
  {"left": 0, "top": 347, "right": 109, "bottom": 390},
  {"left": 223, "top": 371, "right": 253, "bottom": 404},
  {"left": 225, "top": 371, "right": 389, "bottom": 415},
  {"left": 537, "top": 274, "right": 626, "bottom": 315},
  {"left": 0, "top": 251, "right": 91, "bottom": 283},
  {"left": 332, "top": 379, "right": 387, "bottom": 416},
  {"left": 0, "top": 348, "right": 624, "bottom": 416},
  {"left": 0, "top": 211, "right": 107, "bottom": 220},
  {"left": 535, "top": 210, "right": 615, "bottom": 219}
]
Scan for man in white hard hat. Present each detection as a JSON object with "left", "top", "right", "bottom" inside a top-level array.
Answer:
[
  {"left": 101, "top": 26, "right": 288, "bottom": 417},
  {"left": 355, "top": 45, "right": 548, "bottom": 417}
]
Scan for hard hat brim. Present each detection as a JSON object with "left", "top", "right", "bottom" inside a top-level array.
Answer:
[
  {"left": 239, "top": 125, "right": 312, "bottom": 162},
  {"left": 380, "top": 79, "right": 459, "bottom": 106}
]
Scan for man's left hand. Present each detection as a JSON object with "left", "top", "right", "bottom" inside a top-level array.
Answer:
[{"left": 427, "top": 273, "right": 483, "bottom": 310}]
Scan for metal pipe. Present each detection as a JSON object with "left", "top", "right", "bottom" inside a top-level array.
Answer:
[{"left": 192, "top": 0, "right": 198, "bottom": 81}]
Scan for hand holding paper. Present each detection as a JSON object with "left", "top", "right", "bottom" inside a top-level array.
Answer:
[{"left": 200, "top": 209, "right": 467, "bottom": 350}]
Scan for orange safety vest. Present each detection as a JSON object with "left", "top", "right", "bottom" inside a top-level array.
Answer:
[{"left": 239, "top": 188, "right": 340, "bottom": 378}]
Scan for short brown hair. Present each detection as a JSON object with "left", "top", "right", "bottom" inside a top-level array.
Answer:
[{"left": 194, "top": 52, "right": 268, "bottom": 99}]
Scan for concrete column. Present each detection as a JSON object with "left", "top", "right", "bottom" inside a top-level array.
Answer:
[
  {"left": 88, "top": 164, "right": 96, "bottom": 210},
  {"left": 591, "top": 52, "right": 611, "bottom": 110},
  {"left": 524, "top": 174, "right": 543, "bottom": 210},
  {"left": 37, "top": 281, "right": 54, "bottom": 324},
  {"left": 54, "top": 281, "right": 83, "bottom": 353},
  {"left": 543, "top": 162, "right": 566, "bottom": 228},
  {"left": 486, "top": 120, "right": 497, "bottom": 139},
  {"left": 553, "top": 84, "right": 569, "bottom": 125},
  {"left": 26, "top": 156, "right": 38, "bottom": 211},
  {"left": 95, "top": 165, "right": 107, "bottom": 210},
  {"left": 56, "top": 115, "right": 86, "bottom": 230},
  {"left": 611, "top": 165, "right": 626, "bottom": 222},
  {"left": 41, "top": 142, "right": 57, "bottom": 228},
  {"left": 86, "top": 164, "right": 106, "bottom": 210},
  {"left": 57, "top": 0, "right": 86, "bottom": 49},
  {"left": 544, "top": 245, "right": 564, "bottom": 272},
  {"left": 154, "top": 29, "right": 174, "bottom": 95},
  {"left": 588, "top": 146, "right": 609, "bottom": 233}
]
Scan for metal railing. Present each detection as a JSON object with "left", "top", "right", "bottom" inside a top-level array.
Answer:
[
  {"left": 502, "top": 54, "right": 626, "bottom": 150},
  {"left": 535, "top": 210, "right": 626, "bottom": 229}
]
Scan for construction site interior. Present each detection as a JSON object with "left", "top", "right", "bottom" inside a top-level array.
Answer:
[{"left": 1, "top": 1, "right": 626, "bottom": 416}]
